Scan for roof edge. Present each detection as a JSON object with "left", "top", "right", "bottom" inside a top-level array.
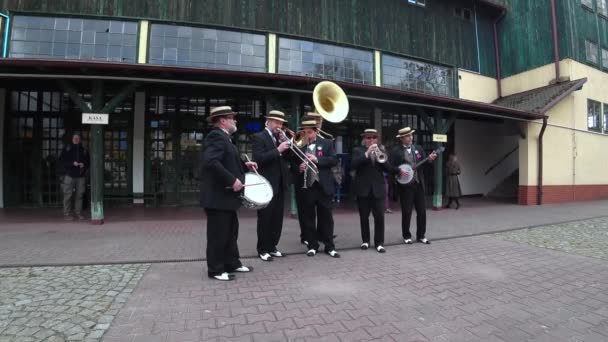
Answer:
[{"left": 539, "top": 78, "right": 587, "bottom": 114}]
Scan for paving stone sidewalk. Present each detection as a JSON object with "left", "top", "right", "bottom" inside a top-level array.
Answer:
[
  {"left": 103, "top": 236, "right": 608, "bottom": 342},
  {"left": 0, "top": 264, "right": 149, "bottom": 342},
  {"left": 494, "top": 217, "right": 608, "bottom": 261}
]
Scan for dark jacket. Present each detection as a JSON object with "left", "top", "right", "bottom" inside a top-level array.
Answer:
[
  {"left": 388, "top": 144, "right": 429, "bottom": 190},
  {"left": 289, "top": 137, "right": 338, "bottom": 196},
  {"left": 351, "top": 146, "right": 393, "bottom": 198},
  {"left": 251, "top": 129, "right": 289, "bottom": 194},
  {"left": 59, "top": 143, "right": 89, "bottom": 178},
  {"left": 199, "top": 128, "right": 247, "bottom": 210}
]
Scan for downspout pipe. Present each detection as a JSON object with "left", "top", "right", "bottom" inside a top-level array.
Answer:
[
  {"left": 537, "top": 117, "right": 548, "bottom": 205},
  {"left": 0, "top": 12, "right": 9, "bottom": 58},
  {"left": 550, "top": 0, "right": 560, "bottom": 81},
  {"left": 493, "top": 10, "right": 506, "bottom": 98}
]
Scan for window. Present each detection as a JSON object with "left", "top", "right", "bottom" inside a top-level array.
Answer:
[
  {"left": 9, "top": 16, "right": 137, "bottom": 62},
  {"left": 588, "top": 99, "right": 601, "bottom": 132},
  {"left": 585, "top": 40, "right": 598, "bottom": 64},
  {"left": 454, "top": 8, "right": 473, "bottom": 22},
  {"left": 148, "top": 24, "right": 266, "bottom": 72},
  {"left": 602, "top": 47, "right": 608, "bottom": 68},
  {"left": 598, "top": 0, "right": 608, "bottom": 16},
  {"left": 604, "top": 103, "right": 608, "bottom": 133},
  {"left": 277, "top": 37, "right": 374, "bottom": 85},
  {"left": 581, "top": 0, "right": 594, "bottom": 10},
  {"left": 382, "top": 54, "right": 455, "bottom": 97},
  {"left": 408, "top": 0, "right": 426, "bottom": 7}
]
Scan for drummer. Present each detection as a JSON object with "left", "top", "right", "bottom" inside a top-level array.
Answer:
[
  {"left": 388, "top": 127, "right": 437, "bottom": 245},
  {"left": 200, "top": 106, "right": 258, "bottom": 281},
  {"left": 251, "top": 110, "right": 291, "bottom": 262}
]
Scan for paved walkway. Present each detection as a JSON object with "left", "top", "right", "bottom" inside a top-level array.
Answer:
[
  {"left": 101, "top": 233, "right": 608, "bottom": 342},
  {"left": 1, "top": 212, "right": 608, "bottom": 341},
  {"left": 0, "top": 198, "right": 607, "bottom": 266}
]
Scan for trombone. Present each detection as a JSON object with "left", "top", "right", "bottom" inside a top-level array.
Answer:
[{"left": 278, "top": 128, "right": 318, "bottom": 175}]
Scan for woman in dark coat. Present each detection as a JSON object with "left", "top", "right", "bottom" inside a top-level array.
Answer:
[{"left": 445, "top": 154, "right": 462, "bottom": 209}]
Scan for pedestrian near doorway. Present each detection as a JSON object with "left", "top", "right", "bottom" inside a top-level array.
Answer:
[
  {"left": 445, "top": 153, "right": 462, "bottom": 209},
  {"left": 59, "top": 133, "right": 89, "bottom": 221}
]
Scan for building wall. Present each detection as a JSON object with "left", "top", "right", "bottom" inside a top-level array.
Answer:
[
  {"left": 455, "top": 118, "right": 519, "bottom": 196},
  {"left": 511, "top": 59, "right": 608, "bottom": 204},
  {"left": 0, "top": 0, "right": 499, "bottom": 76},
  {"left": 457, "top": 69, "right": 499, "bottom": 103}
]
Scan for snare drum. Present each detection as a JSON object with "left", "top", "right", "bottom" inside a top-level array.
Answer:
[
  {"left": 395, "top": 163, "right": 414, "bottom": 185},
  {"left": 241, "top": 173, "right": 273, "bottom": 210}
]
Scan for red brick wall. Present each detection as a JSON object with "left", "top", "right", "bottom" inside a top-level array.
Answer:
[{"left": 518, "top": 185, "right": 608, "bottom": 205}]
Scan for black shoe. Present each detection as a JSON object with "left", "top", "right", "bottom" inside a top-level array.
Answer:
[
  {"left": 404, "top": 238, "right": 413, "bottom": 244},
  {"left": 229, "top": 266, "right": 253, "bottom": 273},
  {"left": 259, "top": 253, "right": 274, "bottom": 262},
  {"left": 306, "top": 249, "right": 316, "bottom": 257},
  {"left": 376, "top": 245, "right": 386, "bottom": 253},
  {"left": 269, "top": 250, "right": 284, "bottom": 257},
  {"left": 417, "top": 238, "right": 431, "bottom": 244},
  {"left": 360, "top": 242, "right": 369, "bottom": 250}
]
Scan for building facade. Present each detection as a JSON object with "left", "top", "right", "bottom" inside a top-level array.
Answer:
[{"left": 0, "top": 0, "right": 606, "bottom": 218}]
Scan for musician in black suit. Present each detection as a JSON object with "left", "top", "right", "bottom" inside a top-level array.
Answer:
[
  {"left": 388, "top": 127, "right": 437, "bottom": 245},
  {"left": 351, "top": 129, "right": 393, "bottom": 253},
  {"left": 251, "top": 110, "right": 291, "bottom": 262},
  {"left": 200, "top": 106, "right": 257, "bottom": 281},
  {"left": 295, "top": 120, "right": 340, "bottom": 258}
]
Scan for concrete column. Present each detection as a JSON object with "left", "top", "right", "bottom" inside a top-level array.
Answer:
[
  {"left": 133, "top": 91, "right": 146, "bottom": 204},
  {"left": 374, "top": 51, "right": 382, "bottom": 87},
  {"left": 374, "top": 107, "right": 382, "bottom": 137},
  {"left": 268, "top": 33, "right": 277, "bottom": 73},
  {"left": 137, "top": 20, "right": 149, "bottom": 64},
  {"left": 0, "top": 89, "right": 5, "bottom": 208}
]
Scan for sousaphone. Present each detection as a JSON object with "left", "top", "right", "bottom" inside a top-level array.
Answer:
[{"left": 313, "top": 81, "right": 349, "bottom": 123}]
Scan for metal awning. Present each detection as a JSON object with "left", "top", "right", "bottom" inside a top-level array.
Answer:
[{"left": 0, "top": 59, "right": 544, "bottom": 121}]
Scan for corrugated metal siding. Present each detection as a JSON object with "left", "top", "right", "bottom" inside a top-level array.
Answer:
[{"left": 0, "top": 0, "right": 499, "bottom": 76}]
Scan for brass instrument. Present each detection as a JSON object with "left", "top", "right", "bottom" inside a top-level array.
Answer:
[
  {"left": 369, "top": 144, "right": 387, "bottom": 164},
  {"left": 313, "top": 81, "right": 349, "bottom": 123},
  {"left": 278, "top": 128, "right": 318, "bottom": 176}
]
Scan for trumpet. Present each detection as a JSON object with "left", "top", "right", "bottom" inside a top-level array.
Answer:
[
  {"left": 369, "top": 144, "right": 387, "bottom": 164},
  {"left": 277, "top": 128, "right": 318, "bottom": 175}
]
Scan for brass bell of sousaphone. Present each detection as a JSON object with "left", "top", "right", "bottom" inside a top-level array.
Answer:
[{"left": 313, "top": 81, "right": 349, "bottom": 123}]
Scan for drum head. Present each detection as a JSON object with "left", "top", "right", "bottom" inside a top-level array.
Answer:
[
  {"left": 396, "top": 164, "right": 414, "bottom": 185},
  {"left": 243, "top": 173, "right": 273, "bottom": 206}
]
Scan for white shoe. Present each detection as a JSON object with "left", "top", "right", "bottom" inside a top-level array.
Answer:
[
  {"left": 360, "top": 242, "right": 369, "bottom": 250},
  {"left": 306, "top": 249, "right": 316, "bottom": 256},
  {"left": 270, "top": 250, "right": 283, "bottom": 257},
  {"left": 325, "top": 250, "right": 340, "bottom": 258},
  {"left": 233, "top": 266, "right": 253, "bottom": 273},
  {"left": 259, "top": 253, "right": 273, "bottom": 261},
  {"left": 404, "top": 239, "right": 413, "bottom": 244},
  {"left": 376, "top": 246, "right": 386, "bottom": 253},
  {"left": 210, "top": 272, "right": 234, "bottom": 281}
]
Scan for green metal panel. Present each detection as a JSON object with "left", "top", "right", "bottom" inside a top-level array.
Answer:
[
  {"left": 0, "top": 0, "right": 500, "bottom": 76},
  {"left": 560, "top": 0, "right": 608, "bottom": 69}
]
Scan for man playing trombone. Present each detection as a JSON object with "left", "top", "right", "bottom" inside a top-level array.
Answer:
[
  {"left": 251, "top": 110, "right": 291, "bottom": 262},
  {"left": 294, "top": 120, "right": 340, "bottom": 258},
  {"left": 351, "top": 129, "right": 391, "bottom": 253}
]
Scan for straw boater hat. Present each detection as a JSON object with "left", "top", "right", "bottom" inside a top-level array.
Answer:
[
  {"left": 360, "top": 128, "right": 378, "bottom": 137},
  {"left": 300, "top": 120, "right": 318, "bottom": 129},
  {"left": 396, "top": 127, "right": 415, "bottom": 138},
  {"left": 208, "top": 106, "right": 237, "bottom": 122},
  {"left": 266, "top": 110, "right": 288, "bottom": 123}
]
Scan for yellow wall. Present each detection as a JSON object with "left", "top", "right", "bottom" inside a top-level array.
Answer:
[
  {"left": 501, "top": 60, "right": 572, "bottom": 97},
  {"left": 457, "top": 69, "right": 498, "bottom": 103},
  {"left": 513, "top": 59, "right": 608, "bottom": 186}
]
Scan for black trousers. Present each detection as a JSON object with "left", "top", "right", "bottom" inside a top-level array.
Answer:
[
  {"left": 357, "top": 193, "right": 385, "bottom": 246},
  {"left": 205, "top": 209, "right": 242, "bottom": 276},
  {"left": 300, "top": 182, "right": 335, "bottom": 251},
  {"left": 397, "top": 182, "right": 427, "bottom": 240},
  {"left": 256, "top": 186, "right": 285, "bottom": 254}
]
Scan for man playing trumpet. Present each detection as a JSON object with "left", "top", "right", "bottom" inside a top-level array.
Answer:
[{"left": 351, "top": 129, "right": 392, "bottom": 253}]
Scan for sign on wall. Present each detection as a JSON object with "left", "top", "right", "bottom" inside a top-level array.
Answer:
[
  {"left": 432, "top": 134, "right": 447, "bottom": 142},
  {"left": 82, "top": 113, "right": 109, "bottom": 125}
]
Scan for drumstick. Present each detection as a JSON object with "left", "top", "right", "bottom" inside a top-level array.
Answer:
[
  {"left": 224, "top": 182, "right": 267, "bottom": 189},
  {"left": 243, "top": 154, "right": 262, "bottom": 177}
]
